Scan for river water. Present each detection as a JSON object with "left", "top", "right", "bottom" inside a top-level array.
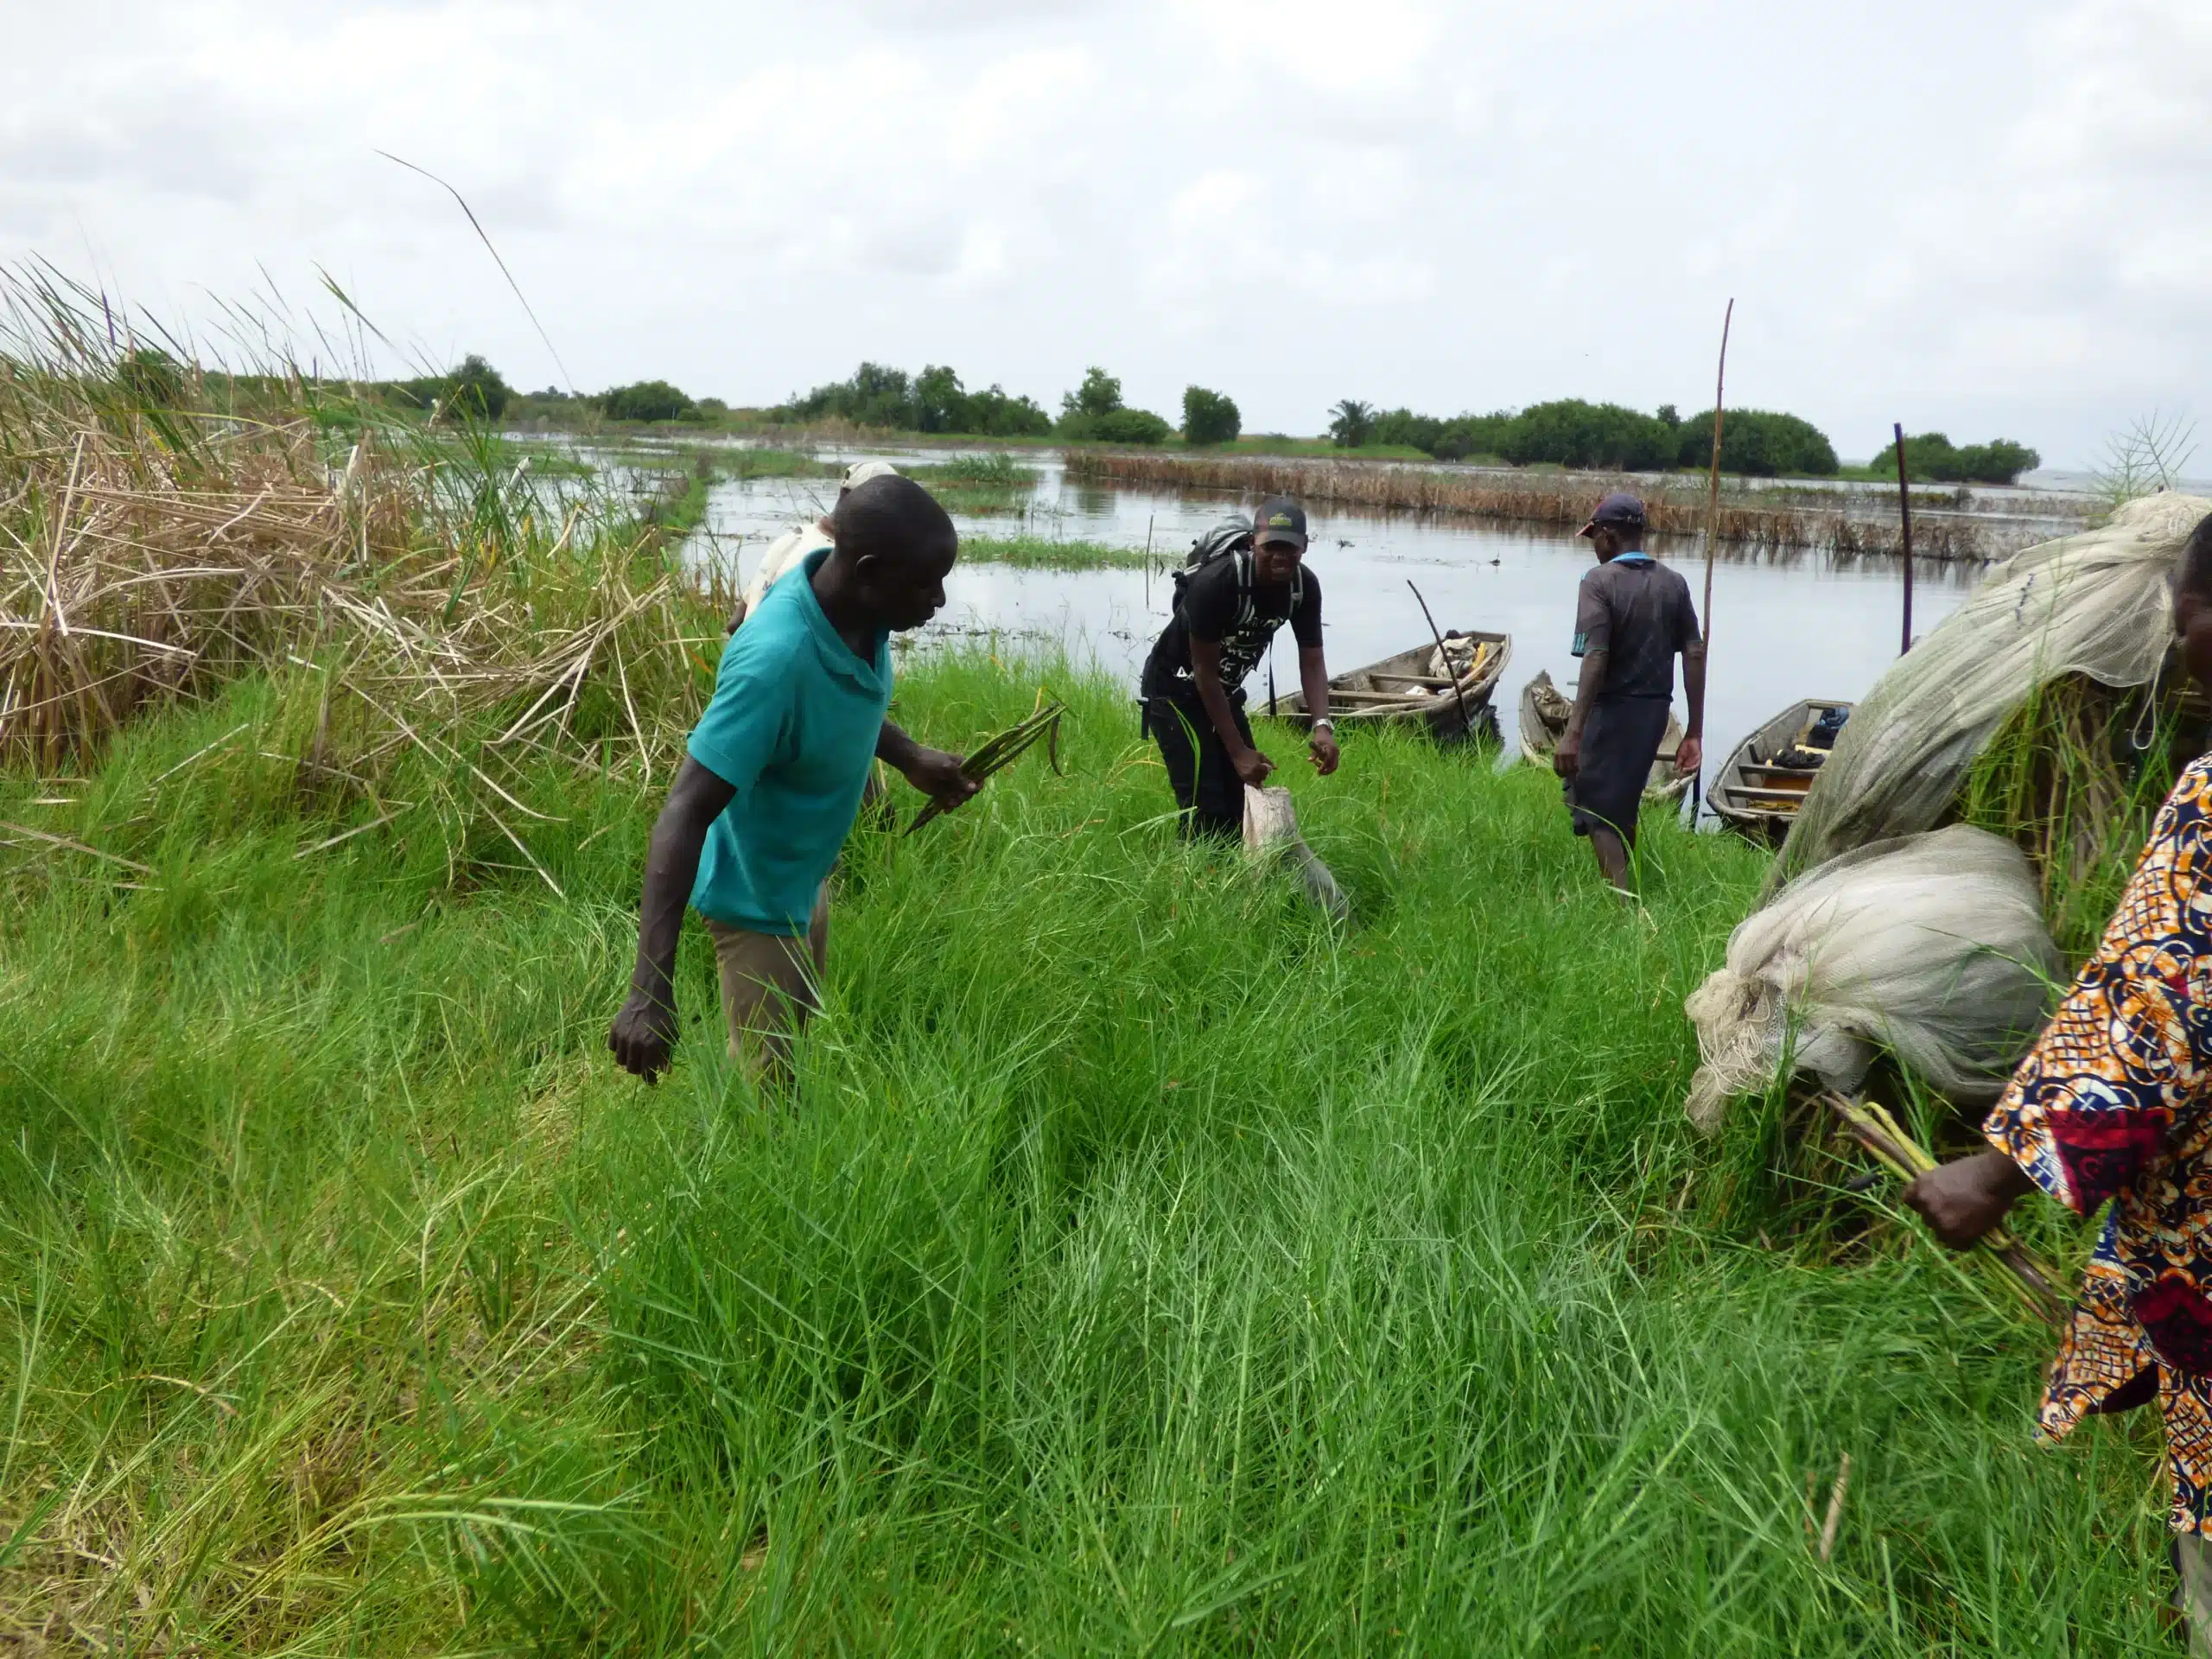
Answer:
[{"left": 652, "top": 444, "right": 2083, "bottom": 774}]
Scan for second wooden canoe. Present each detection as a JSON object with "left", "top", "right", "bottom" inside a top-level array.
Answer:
[
  {"left": 1710, "top": 697, "right": 1854, "bottom": 845},
  {"left": 1516, "top": 669, "right": 1692, "bottom": 803}
]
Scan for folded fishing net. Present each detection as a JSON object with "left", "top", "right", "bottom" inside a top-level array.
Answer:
[
  {"left": 1770, "top": 493, "right": 2212, "bottom": 895},
  {"left": 1684, "top": 824, "right": 2061, "bottom": 1132}
]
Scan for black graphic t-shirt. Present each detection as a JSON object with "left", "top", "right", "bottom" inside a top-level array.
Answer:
[{"left": 1141, "top": 556, "right": 1324, "bottom": 696}]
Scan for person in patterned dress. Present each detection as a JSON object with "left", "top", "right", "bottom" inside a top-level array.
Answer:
[{"left": 1905, "top": 509, "right": 2212, "bottom": 1645}]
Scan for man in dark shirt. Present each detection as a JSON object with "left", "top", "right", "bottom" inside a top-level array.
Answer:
[
  {"left": 1139, "top": 495, "right": 1339, "bottom": 839},
  {"left": 1553, "top": 492, "right": 1706, "bottom": 889}
]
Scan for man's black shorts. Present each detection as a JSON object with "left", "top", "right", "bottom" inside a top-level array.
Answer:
[{"left": 1566, "top": 695, "right": 1671, "bottom": 844}]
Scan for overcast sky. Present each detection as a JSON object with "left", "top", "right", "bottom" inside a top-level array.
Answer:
[{"left": 3, "top": 0, "right": 2203, "bottom": 466}]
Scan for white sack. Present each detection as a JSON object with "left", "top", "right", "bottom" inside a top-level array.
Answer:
[
  {"left": 1771, "top": 492, "right": 2210, "bottom": 893},
  {"left": 1685, "top": 823, "right": 2061, "bottom": 1132},
  {"left": 1243, "top": 785, "right": 1351, "bottom": 923}
]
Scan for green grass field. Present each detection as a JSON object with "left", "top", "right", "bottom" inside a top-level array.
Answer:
[{"left": 0, "top": 636, "right": 2177, "bottom": 1652}]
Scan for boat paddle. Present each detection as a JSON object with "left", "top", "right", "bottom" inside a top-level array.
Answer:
[{"left": 1406, "top": 580, "right": 1472, "bottom": 741}]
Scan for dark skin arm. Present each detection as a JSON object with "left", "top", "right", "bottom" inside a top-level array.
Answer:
[
  {"left": 1676, "top": 640, "right": 1707, "bottom": 776},
  {"left": 607, "top": 720, "right": 979, "bottom": 1082},
  {"left": 1554, "top": 646, "right": 1608, "bottom": 779},
  {"left": 878, "top": 718, "right": 978, "bottom": 810},
  {"left": 1299, "top": 645, "right": 1339, "bottom": 774},
  {"left": 1902, "top": 1150, "right": 2039, "bottom": 1249},
  {"left": 1191, "top": 637, "right": 1272, "bottom": 787},
  {"left": 608, "top": 756, "right": 735, "bottom": 1082}
]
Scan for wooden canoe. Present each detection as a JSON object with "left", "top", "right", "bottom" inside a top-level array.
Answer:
[
  {"left": 1709, "top": 697, "right": 1854, "bottom": 845},
  {"left": 1276, "top": 630, "right": 1511, "bottom": 743},
  {"left": 1516, "top": 669, "right": 1692, "bottom": 803}
]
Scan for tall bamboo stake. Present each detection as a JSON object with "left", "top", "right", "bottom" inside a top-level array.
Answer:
[
  {"left": 1693, "top": 298, "right": 1733, "bottom": 823},
  {"left": 1699, "top": 298, "right": 1734, "bottom": 645},
  {"left": 1892, "top": 423, "right": 1916, "bottom": 655}
]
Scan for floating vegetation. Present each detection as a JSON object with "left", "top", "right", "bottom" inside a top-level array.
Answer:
[{"left": 957, "top": 534, "right": 1153, "bottom": 569}]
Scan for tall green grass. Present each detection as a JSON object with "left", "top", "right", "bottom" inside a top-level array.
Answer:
[{"left": 0, "top": 641, "right": 2174, "bottom": 1651}]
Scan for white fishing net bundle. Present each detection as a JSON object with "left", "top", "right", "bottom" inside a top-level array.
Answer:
[
  {"left": 1771, "top": 492, "right": 2211, "bottom": 893},
  {"left": 1684, "top": 825, "right": 2062, "bottom": 1132}
]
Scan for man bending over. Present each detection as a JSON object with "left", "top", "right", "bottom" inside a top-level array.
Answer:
[
  {"left": 1139, "top": 495, "right": 1339, "bottom": 839},
  {"left": 609, "top": 474, "right": 978, "bottom": 1083}
]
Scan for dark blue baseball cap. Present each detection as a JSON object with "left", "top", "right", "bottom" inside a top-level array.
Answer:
[
  {"left": 1579, "top": 491, "right": 1646, "bottom": 537},
  {"left": 1253, "top": 495, "right": 1307, "bottom": 550}
]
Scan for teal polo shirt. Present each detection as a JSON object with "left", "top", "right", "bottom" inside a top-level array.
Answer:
[{"left": 687, "top": 549, "right": 892, "bottom": 935}]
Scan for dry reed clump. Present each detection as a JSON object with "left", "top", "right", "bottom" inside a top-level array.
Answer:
[
  {"left": 1064, "top": 451, "right": 1995, "bottom": 560},
  {"left": 0, "top": 347, "right": 712, "bottom": 889}
]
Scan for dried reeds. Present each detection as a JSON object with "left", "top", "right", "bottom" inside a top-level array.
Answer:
[
  {"left": 0, "top": 270, "right": 707, "bottom": 892},
  {"left": 1064, "top": 452, "right": 1999, "bottom": 561},
  {"left": 1819, "top": 1091, "right": 2069, "bottom": 1325}
]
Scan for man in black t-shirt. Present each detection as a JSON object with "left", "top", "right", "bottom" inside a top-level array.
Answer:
[
  {"left": 1140, "top": 495, "right": 1339, "bottom": 839},
  {"left": 1553, "top": 492, "right": 1706, "bottom": 889}
]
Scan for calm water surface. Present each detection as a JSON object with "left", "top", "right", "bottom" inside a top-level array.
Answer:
[{"left": 674, "top": 448, "right": 1991, "bottom": 771}]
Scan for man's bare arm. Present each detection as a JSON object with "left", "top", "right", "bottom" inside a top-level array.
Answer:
[
  {"left": 1190, "top": 638, "right": 1271, "bottom": 785},
  {"left": 1298, "top": 645, "right": 1339, "bottom": 775},
  {"left": 1676, "top": 640, "right": 1708, "bottom": 775},
  {"left": 1556, "top": 646, "right": 1609, "bottom": 778},
  {"left": 609, "top": 757, "right": 736, "bottom": 1080}
]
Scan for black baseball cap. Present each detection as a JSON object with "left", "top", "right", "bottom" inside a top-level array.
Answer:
[
  {"left": 1253, "top": 495, "right": 1307, "bottom": 550},
  {"left": 1578, "top": 491, "right": 1647, "bottom": 537}
]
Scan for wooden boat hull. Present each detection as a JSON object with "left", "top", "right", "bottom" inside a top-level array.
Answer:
[
  {"left": 1710, "top": 697, "right": 1854, "bottom": 845},
  {"left": 1277, "top": 631, "right": 1510, "bottom": 743},
  {"left": 1516, "top": 669, "right": 1691, "bottom": 803}
]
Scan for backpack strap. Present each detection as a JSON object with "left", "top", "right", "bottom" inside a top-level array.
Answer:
[{"left": 1232, "top": 548, "right": 1256, "bottom": 628}]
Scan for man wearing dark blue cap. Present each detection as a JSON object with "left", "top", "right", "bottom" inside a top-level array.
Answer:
[{"left": 1553, "top": 492, "right": 1706, "bottom": 889}]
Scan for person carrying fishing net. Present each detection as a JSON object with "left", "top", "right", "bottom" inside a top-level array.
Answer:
[
  {"left": 1553, "top": 492, "right": 1706, "bottom": 890},
  {"left": 1140, "top": 495, "right": 1338, "bottom": 841},
  {"left": 609, "top": 474, "right": 980, "bottom": 1085},
  {"left": 1904, "top": 510, "right": 2212, "bottom": 1649}
]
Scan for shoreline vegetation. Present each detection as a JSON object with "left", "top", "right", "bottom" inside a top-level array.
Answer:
[
  {"left": 363, "top": 351, "right": 2050, "bottom": 491},
  {"left": 1062, "top": 451, "right": 2054, "bottom": 561},
  {"left": 3, "top": 279, "right": 2180, "bottom": 1649}
]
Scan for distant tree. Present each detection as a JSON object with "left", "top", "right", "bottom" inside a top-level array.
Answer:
[
  {"left": 446, "top": 354, "right": 512, "bottom": 421},
  {"left": 1656, "top": 404, "right": 1681, "bottom": 429},
  {"left": 963, "top": 384, "right": 1054, "bottom": 438},
  {"left": 1182, "top": 385, "right": 1241, "bottom": 446},
  {"left": 1329, "top": 399, "right": 1376, "bottom": 448},
  {"left": 1371, "top": 407, "right": 1443, "bottom": 452},
  {"left": 1885, "top": 431, "right": 2039, "bottom": 486},
  {"left": 1088, "top": 406, "right": 1173, "bottom": 444},
  {"left": 1062, "top": 366, "right": 1125, "bottom": 423},
  {"left": 913, "top": 364, "right": 967, "bottom": 433},
  {"left": 1504, "top": 399, "right": 1672, "bottom": 470},
  {"left": 1674, "top": 408, "right": 1837, "bottom": 476},
  {"left": 600, "top": 379, "right": 696, "bottom": 423}
]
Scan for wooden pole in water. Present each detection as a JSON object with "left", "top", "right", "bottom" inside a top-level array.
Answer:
[
  {"left": 1693, "top": 298, "right": 1733, "bottom": 823},
  {"left": 1406, "top": 580, "right": 1471, "bottom": 741},
  {"left": 1699, "top": 298, "right": 1734, "bottom": 646},
  {"left": 1892, "top": 423, "right": 1915, "bottom": 655}
]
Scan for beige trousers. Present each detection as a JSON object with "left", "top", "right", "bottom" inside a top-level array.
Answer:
[{"left": 702, "top": 886, "right": 829, "bottom": 1082}]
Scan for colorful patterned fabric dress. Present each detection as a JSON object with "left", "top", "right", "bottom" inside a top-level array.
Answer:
[{"left": 1985, "top": 755, "right": 2212, "bottom": 1532}]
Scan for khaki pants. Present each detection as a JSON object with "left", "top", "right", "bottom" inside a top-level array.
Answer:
[{"left": 702, "top": 887, "right": 829, "bottom": 1082}]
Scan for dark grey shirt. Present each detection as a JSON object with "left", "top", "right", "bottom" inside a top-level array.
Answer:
[{"left": 1571, "top": 554, "right": 1700, "bottom": 700}]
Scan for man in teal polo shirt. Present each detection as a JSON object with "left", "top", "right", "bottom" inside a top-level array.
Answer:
[{"left": 608, "top": 474, "right": 979, "bottom": 1083}]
